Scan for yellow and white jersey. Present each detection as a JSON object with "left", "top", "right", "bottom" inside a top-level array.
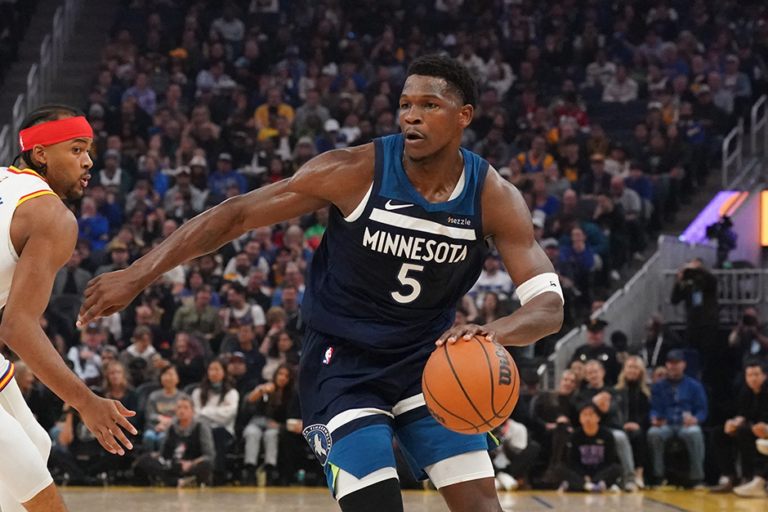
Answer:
[{"left": 0, "top": 166, "right": 57, "bottom": 386}]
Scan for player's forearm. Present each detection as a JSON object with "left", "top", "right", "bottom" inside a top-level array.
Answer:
[
  {"left": 0, "top": 325, "right": 94, "bottom": 411},
  {"left": 484, "top": 293, "right": 563, "bottom": 347}
]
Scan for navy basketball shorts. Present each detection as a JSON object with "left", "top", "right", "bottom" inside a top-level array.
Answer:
[{"left": 299, "top": 327, "right": 496, "bottom": 495}]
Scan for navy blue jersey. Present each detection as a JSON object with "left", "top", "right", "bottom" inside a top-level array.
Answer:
[{"left": 302, "top": 134, "right": 490, "bottom": 352}]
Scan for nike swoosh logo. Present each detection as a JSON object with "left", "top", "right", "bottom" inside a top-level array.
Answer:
[{"left": 384, "top": 200, "right": 413, "bottom": 211}]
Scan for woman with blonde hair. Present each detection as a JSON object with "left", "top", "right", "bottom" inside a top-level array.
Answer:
[{"left": 615, "top": 355, "right": 650, "bottom": 489}]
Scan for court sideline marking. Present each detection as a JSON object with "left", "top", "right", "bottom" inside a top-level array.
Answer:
[
  {"left": 644, "top": 496, "right": 692, "bottom": 512},
  {"left": 530, "top": 495, "right": 554, "bottom": 509}
]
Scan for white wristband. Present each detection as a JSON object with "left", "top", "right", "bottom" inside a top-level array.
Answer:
[{"left": 516, "top": 272, "right": 564, "bottom": 306}]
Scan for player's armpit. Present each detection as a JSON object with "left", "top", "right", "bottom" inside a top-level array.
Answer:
[{"left": 478, "top": 169, "right": 564, "bottom": 346}]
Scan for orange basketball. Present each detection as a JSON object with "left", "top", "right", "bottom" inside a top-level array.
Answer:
[{"left": 422, "top": 335, "right": 520, "bottom": 434}]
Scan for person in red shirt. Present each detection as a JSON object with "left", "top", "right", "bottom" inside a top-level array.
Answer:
[{"left": 556, "top": 92, "right": 590, "bottom": 131}]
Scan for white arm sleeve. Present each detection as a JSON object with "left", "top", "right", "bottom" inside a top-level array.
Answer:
[{"left": 515, "top": 272, "right": 564, "bottom": 306}]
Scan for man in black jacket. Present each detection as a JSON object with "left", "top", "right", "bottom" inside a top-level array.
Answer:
[
  {"left": 711, "top": 360, "right": 768, "bottom": 496},
  {"left": 134, "top": 396, "right": 214, "bottom": 487},
  {"left": 559, "top": 403, "right": 623, "bottom": 492}
]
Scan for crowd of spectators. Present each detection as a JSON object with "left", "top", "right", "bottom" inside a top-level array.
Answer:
[{"left": 2, "top": 0, "right": 768, "bottom": 492}]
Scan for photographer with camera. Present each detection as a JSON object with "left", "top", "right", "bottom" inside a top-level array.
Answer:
[{"left": 728, "top": 308, "right": 768, "bottom": 366}]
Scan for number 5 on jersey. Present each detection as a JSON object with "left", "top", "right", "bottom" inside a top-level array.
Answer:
[{"left": 391, "top": 263, "right": 424, "bottom": 304}]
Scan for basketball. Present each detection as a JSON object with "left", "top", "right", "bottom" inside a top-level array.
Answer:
[{"left": 422, "top": 335, "right": 520, "bottom": 434}]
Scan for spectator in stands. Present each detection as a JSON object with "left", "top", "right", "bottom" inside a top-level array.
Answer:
[
  {"left": 223, "top": 252, "right": 258, "bottom": 286},
  {"left": 271, "top": 263, "right": 306, "bottom": 307},
  {"left": 171, "top": 332, "right": 206, "bottom": 389},
  {"left": 94, "top": 240, "right": 131, "bottom": 277},
  {"left": 143, "top": 365, "right": 182, "bottom": 453},
  {"left": 164, "top": 166, "right": 206, "bottom": 213},
  {"left": 260, "top": 330, "right": 299, "bottom": 382},
  {"left": 532, "top": 370, "right": 579, "bottom": 483},
  {"left": 254, "top": 88, "right": 295, "bottom": 128},
  {"left": 221, "top": 282, "right": 266, "bottom": 337},
  {"left": 572, "top": 320, "right": 621, "bottom": 385},
  {"left": 517, "top": 135, "right": 554, "bottom": 175},
  {"left": 220, "top": 324, "right": 266, "bottom": 383},
  {"left": 558, "top": 226, "right": 596, "bottom": 298},
  {"left": 647, "top": 350, "right": 708, "bottom": 488},
  {"left": 192, "top": 359, "right": 239, "bottom": 485},
  {"left": 119, "top": 325, "right": 162, "bottom": 383},
  {"left": 711, "top": 360, "right": 768, "bottom": 496},
  {"left": 615, "top": 356, "right": 651, "bottom": 489},
  {"left": 728, "top": 308, "right": 768, "bottom": 366},
  {"left": 585, "top": 50, "right": 616, "bottom": 88},
  {"left": 78, "top": 197, "right": 110, "bottom": 253},
  {"left": 603, "top": 64, "right": 639, "bottom": 103},
  {"left": 555, "top": 92, "right": 590, "bottom": 131},
  {"left": 67, "top": 322, "right": 105, "bottom": 386},
  {"left": 544, "top": 162, "right": 571, "bottom": 199},
  {"left": 294, "top": 90, "right": 330, "bottom": 133},
  {"left": 211, "top": 5, "right": 245, "bottom": 47},
  {"left": 558, "top": 402, "right": 623, "bottom": 493},
  {"left": 101, "top": 361, "right": 139, "bottom": 429},
  {"left": 639, "top": 315, "right": 682, "bottom": 373},
  {"left": 577, "top": 153, "right": 612, "bottom": 200},
  {"left": 610, "top": 177, "right": 646, "bottom": 257},
  {"left": 558, "top": 138, "right": 589, "bottom": 184},
  {"left": 208, "top": 153, "right": 246, "bottom": 197},
  {"left": 135, "top": 396, "right": 214, "bottom": 487},
  {"left": 469, "top": 253, "right": 514, "bottom": 308},
  {"left": 173, "top": 285, "right": 221, "bottom": 340},
  {"left": 122, "top": 72, "right": 157, "bottom": 116},
  {"left": 531, "top": 176, "right": 559, "bottom": 218},
  {"left": 707, "top": 72, "right": 735, "bottom": 115},
  {"left": 52, "top": 249, "right": 92, "bottom": 300},
  {"left": 724, "top": 54, "right": 753, "bottom": 110},
  {"left": 492, "top": 417, "right": 541, "bottom": 491},
  {"left": 241, "top": 364, "right": 295, "bottom": 485},
  {"left": 577, "top": 360, "right": 636, "bottom": 491}
]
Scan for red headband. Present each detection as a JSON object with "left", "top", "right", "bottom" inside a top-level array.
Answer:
[{"left": 18, "top": 117, "right": 93, "bottom": 152}]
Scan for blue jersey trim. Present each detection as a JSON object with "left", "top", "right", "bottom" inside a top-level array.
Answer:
[{"left": 378, "top": 134, "right": 481, "bottom": 215}]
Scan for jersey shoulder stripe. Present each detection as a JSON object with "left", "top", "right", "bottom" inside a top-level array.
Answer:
[
  {"left": 0, "top": 362, "right": 15, "bottom": 392},
  {"left": 17, "top": 189, "right": 58, "bottom": 207}
]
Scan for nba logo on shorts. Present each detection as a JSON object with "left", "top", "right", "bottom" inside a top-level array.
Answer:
[
  {"left": 302, "top": 424, "right": 332, "bottom": 465},
  {"left": 323, "top": 347, "right": 334, "bottom": 364}
]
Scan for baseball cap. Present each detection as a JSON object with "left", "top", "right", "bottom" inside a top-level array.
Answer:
[
  {"left": 189, "top": 155, "right": 207, "bottom": 168},
  {"left": 586, "top": 318, "right": 608, "bottom": 333},
  {"left": 696, "top": 84, "right": 712, "bottom": 95},
  {"left": 104, "top": 149, "right": 121, "bottom": 161},
  {"left": 666, "top": 349, "right": 686, "bottom": 362},
  {"left": 85, "top": 321, "right": 101, "bottom": 332},
  {"left": 107, "top": 240, "right": 129, "bottom": 252},
  {"left": 540, "top": 238, "right": 559, "bottom": 250},
  {"left": 324, "top": 118, "right": 340, "bottom": 132},
  {"left": 218, "top": 152, "right": 233, "bottom": 162},
  {"left": 532, "top": 216, "right": 545, "bottom": 229},
  {"left": 590, "top": 153, "right": 605, "bottom": 162},
  {"left": 230, "top": 351, "right": 246, "bottom": 362}
]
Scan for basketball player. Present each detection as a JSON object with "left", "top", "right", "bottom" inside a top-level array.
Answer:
[
  {"left": 0, "top": 105, "right": 137, "bottom": 512},
  {"left": 79, "top": 56, "right": 564, "bottom": 511}
]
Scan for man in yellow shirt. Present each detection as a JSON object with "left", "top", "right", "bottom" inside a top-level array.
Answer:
[{"left": 254, "top": 88, "right": 295, "bottom": 129}]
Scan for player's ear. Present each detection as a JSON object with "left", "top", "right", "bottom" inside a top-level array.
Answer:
[
  {"left": 458, "top": 104, "right": 473, "bottom": 130},
  {"left": 31, "top": 144, "right": 47, "bottom": 167}
]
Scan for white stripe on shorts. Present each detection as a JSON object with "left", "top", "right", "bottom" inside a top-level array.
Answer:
[
  {"left": 392, "top": 393, "right": 426, "bottom": 416},
  {"left": 326, "top": 408, "right": 394, "bottom": 434}
]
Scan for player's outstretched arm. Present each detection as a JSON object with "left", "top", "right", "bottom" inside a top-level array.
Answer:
[
  {"left": 78, "top": 145, "right": 374, "bottom": 325},
  {"left": 438, "top": 169, "right": 564, "bottom": 346},
  {"left": 0, "top": 196, "right": 137, "bottom": 455}
]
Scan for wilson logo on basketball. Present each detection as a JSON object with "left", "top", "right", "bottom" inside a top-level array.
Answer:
[{"left": 496, "top": 347, "right": 512, "bottom": 386}]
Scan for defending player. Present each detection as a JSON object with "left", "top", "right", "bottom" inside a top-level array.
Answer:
[
  {"left": 78, "top": 56, "right": 563, "bottom": 512},
  {"left": 0, "top": 105, "right": 137, "bottom": 512}
]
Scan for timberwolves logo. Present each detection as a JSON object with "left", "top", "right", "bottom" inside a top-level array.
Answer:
[{"left": 303, "top": 424, "right": 332, "bottom": 465}]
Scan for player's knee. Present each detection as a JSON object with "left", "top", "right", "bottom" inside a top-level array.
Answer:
[
  {"left": 25, "top": 420, "right": 52, "bottom": 462},
  {"left": 335, "top": 467, "right": 400, "bottom": 502},
  {"left": 337, "top": 476, "right": 403, "bottom": 512}
]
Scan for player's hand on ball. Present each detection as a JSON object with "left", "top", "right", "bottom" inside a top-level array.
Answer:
[
  {"left": 436, "top": 324, "right": 497, "bottom": 346},
  {"left": 78, "top": 396, "right": 137, "bottom": 456},
  {"left": 77, "top": 270, "right": 142, "bottom": 326}
]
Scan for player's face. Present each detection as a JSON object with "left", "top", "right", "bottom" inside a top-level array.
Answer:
[
  {"left": 746, "top": 366, "right": 766, "bottom": 391},
  {"left": 38, "top": 137, "right": 93, "bottom": 200},
  {"left": 399, "top": 75, "right": 472, "bottom": 163}
]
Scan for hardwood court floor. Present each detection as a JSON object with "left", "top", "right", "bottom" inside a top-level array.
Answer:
[{"left": 58, "top": 487, "right": 768, "bottom": 512}]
